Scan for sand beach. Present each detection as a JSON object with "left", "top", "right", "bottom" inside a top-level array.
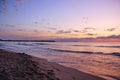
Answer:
[{"left": 0, "top": 49, "right": 105, "bottom": 80}]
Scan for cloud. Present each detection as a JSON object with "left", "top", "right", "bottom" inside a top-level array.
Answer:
[
  {"left": 33, "top": 29, "right": 39, "bottom": 33},
  {"left": 45, "top": 27, "right": 57, "bottom": 30},
  {"left": 81, "top": 17, "right": 88, "bottom": 23},
  {"left": 56, "top": 29, "right": 81, "bottom": 34},
  {"left": 98, "top": 35, "right": 120, "bottom": 39},
  {"left": 84, "top": 27, "right": 96, "bottom": 30},
  {"left": 17, "top": 29, "right": 24, "bottom": 31},
  {"left": 56, "top": 30, "right": 71, "bottom": 34},
  {"left": 81, "top": 29, "right": 87, "bottom": 33},
  {"left": 0, "top": 24, "right": 16, "bottom": 27},
  {"left": 34, "top": 21, "right": 38, "bottom": 24},
  {"left": 0, "top": 0, "right": 24, "bottom": 13},
  {"left": 6, "top": 24, "right": 16, "bottom": 27},
  {"left": 81, "top": 27, "right": 96, "bottom": 33},
  {"left": 106, "top": 28, "right": 116, "bottom": 31},
  {"left": 73, "top": 30, "right": 81, "bottom": 32},
  {"left": 16, "top": 0, "right": 24, "bottom": 3},
  {"left": 55, "top": 35, "right": 120, "bottom": 42},
  {"left": 13, "top": 5, "right": 19, "bottom": 11},
  {"left": 86, "top": 33, "right": 95, "bottom": 36},
  {"left": 54, "top": 37, "right": 93, "bottom": 42}
]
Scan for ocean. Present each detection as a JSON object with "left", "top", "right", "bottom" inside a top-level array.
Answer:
[{"left": 0, "top": 41, "right": 120, "bottom": 80}]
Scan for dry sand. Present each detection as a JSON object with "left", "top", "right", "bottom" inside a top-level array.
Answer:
[{"left": 0, "top": 49, "right": 105, "bottom": 80}]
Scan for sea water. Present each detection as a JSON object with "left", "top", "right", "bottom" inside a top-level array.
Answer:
[{"left": 0, "top": 42, "right": 120, "bottom": 80}]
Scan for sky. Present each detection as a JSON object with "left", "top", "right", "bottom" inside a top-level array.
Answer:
[{"left": 0, "top": 0, "right": 120, "bottom": 40}]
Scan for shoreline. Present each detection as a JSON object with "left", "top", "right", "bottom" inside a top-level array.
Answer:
[{"left": 0, "top": 48, "right": 105, "bottom": 80}]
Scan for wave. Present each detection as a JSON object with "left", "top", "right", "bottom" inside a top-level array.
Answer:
[
  {"left": 0, "top": 44, "right": 3, "bottom": 46},
  {"left": 112, "top": 52, "right": 120, "bottom": 56},
  {"left": 47, "top": 48, "right": 101, "bottom": 54},
  {"left": 96, "top": 46, "right": 120, "bottom": 48},
  {"left": 54, "top": 49, "right": 93, "bottom": 54},
  {"left": 46, "top": 48, "right": 120, "bottom": 57},
  {"left": 72, "top": 45, "right": 120, "bottom": 48},
  {"left": 35, "top": 43, "right": 51, "bottom": 45},
  {"left": 16, "top": 42, "right": 51, "bottom": 46},
  {"left": 17, "top": 43, "right": 34, "bottom": 46},
  {"left": 72, "top": 45, "right": 89, "bottom": 47}
]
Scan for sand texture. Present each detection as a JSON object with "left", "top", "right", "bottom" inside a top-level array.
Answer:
[{"left": 0, "top": 49, "right": 105, "bottom": 80}]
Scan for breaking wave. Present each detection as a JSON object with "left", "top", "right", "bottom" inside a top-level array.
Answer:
[
  {"left": 96, "top": 46, "right": 120, "bottom": 48},
  {"left": 45, "top": 48, "right": 120, "bottom": 57}
]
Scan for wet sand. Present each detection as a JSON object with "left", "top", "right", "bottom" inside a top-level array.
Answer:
[{"left": 0, "top": 49, "right": 105, "bottom": 80}]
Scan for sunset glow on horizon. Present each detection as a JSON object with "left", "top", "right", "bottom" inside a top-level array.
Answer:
[{"left": 0, "top": 0, "right": 120, "bottom": 41}]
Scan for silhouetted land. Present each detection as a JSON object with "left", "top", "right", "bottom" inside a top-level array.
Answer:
[{"left": 0, "top": 40, "right": 56, "bottom": 42}]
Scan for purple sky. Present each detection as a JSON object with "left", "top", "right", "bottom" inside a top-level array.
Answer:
[{"left": 0, "top": 0, "right": 120, "bottom": 40}]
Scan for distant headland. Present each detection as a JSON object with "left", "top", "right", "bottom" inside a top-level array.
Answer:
[{"left": 0, "top": 39, "right": 56, "bottom": 42}]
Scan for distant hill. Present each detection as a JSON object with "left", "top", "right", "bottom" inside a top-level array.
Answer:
[{"left": 0, "top": 40, "right": 56, "bottom": 42}]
